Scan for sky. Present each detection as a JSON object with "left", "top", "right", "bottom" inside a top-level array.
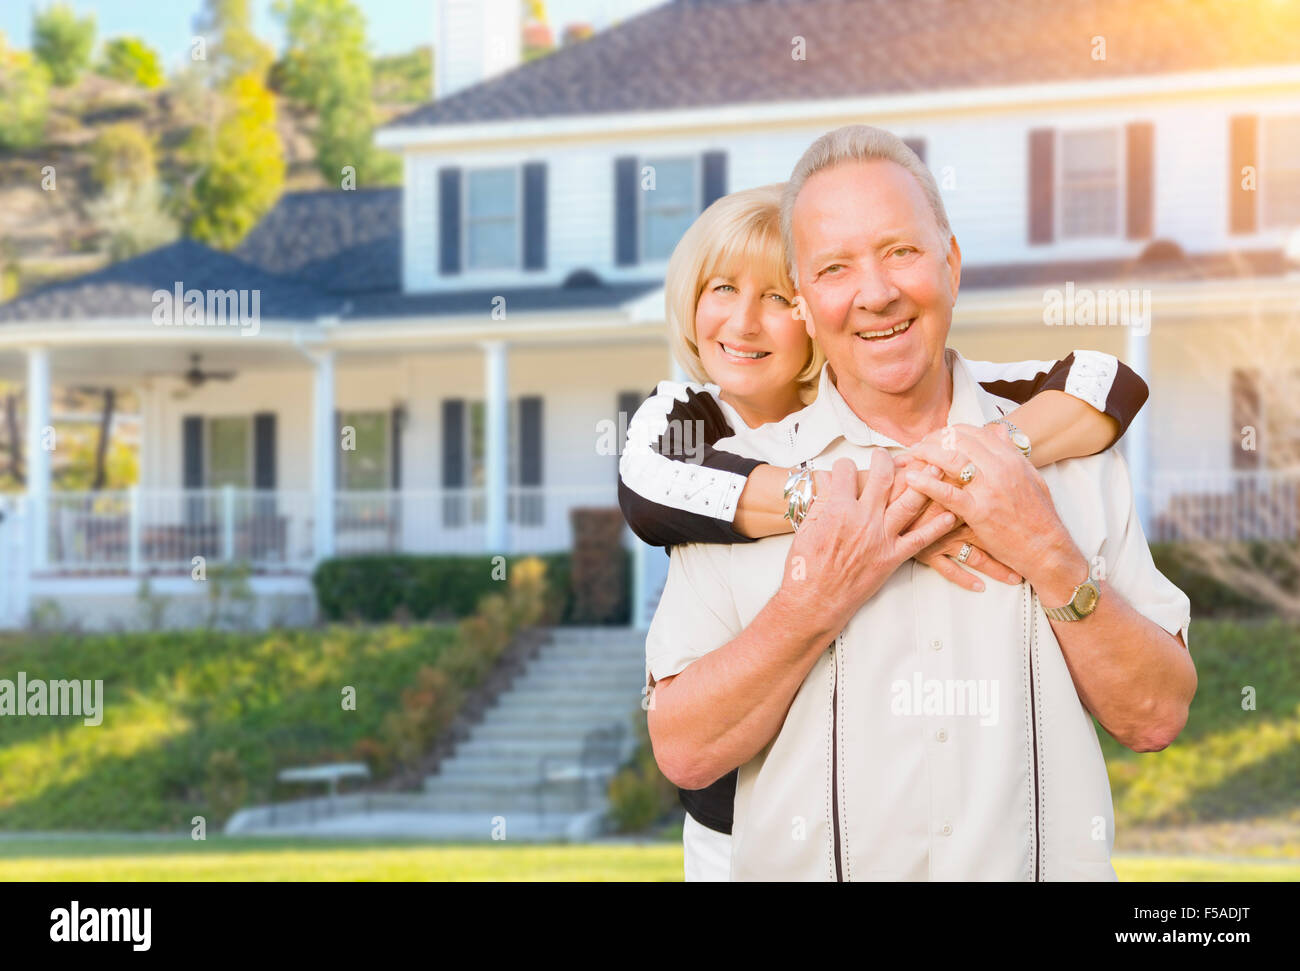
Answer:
[{"left": 0, "top": 0, "right": 665, "bottom": 64}]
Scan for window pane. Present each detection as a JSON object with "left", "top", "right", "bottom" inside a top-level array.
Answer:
[
  {"left": 1263, "top": 116, "right": 1300, "bottom": 228},
  {"left": 207, "top": 417, "right": 249, "bottom": 488},
  {"left": 468, "top": 169, "right": 517, "bottom": 219},
  {"left": 1060, "top": 129, "right": 1119, "bottom": 238},
  {"left": 342, "top": 411, "right": 388, "bottom": 491},
  {"left": 468, "top": 401, "right": 485, "bottom": 487},
  {"left": 1062, "top": 129, "right": 1118, "bottom": 176},
  {"left": 645, "top": 158, "right": 694, "bottom": 206},
  {"left": 643, "top": 207, "right": 695, "bottom": 261},
  {"left": 468, "top": 218, "right": 517, "bottom": 269}
]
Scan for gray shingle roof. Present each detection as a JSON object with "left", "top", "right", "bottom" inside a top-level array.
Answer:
[
  {"left": 0, "top": 238, "right": 341, "bottom": 323},
  {"left": 234, "top": 188, "right": 401, "bottom": 295},
  {"left": 389, "top": 0, "right": 1300, "bottom": 129}
]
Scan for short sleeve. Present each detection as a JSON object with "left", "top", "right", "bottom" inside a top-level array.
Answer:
[
  {"left": 1094, "top": 451, "right": 1192, "bottom": 648},
  {"left": 645, "top": 542, "right": 743, "bottom": 687}
]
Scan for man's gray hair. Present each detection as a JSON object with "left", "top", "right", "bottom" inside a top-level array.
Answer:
[{"left": 780, "top": 125, "right": 953, "bottom": 283}]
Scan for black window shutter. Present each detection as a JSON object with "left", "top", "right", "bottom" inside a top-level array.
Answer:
[
  {"left": 1028, "top": 128, "right": 1055, "bottom": 245},
  {"left": 253, "top": 413, "right": 276, "bottom": 489},
  {"left": 390, "top": 407, "right": 403, "bottom": 488},
  {"left": 614, "top": 156, "right": 639, "bottom": 266},
  {"left": 182, "top": 416, "right": 203, "bottom": 488},
  {"left": 438, "top": 166, "right": 462, "bottom": 275},
  {"left": 1229, "top": 115, "right": 1258, "bottom": 235},
  {"left": 903, "top": 137, "right": 927, "bottom": 166},
  {"left": 441, "top": 399, "right": 465, "bottom": 487},
  {"left": 1125, "top": 122, "right": 1154, "bottom": 240},
  {"left": 523, "top": 162, "right": 547, "bottom": 271},
  {"left": 518, "top": 396, "right": 543, "bottom": 486},
  {"left": 1231, "top": 369, "right": 1261, "bottom": 470},
  {"left": 701, "top": 151, "right": 727, "bottom": 209}
]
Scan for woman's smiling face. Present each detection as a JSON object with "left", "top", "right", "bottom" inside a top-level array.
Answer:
[{"left": 694, "top": 266, "right": 810, "bottom": 424}]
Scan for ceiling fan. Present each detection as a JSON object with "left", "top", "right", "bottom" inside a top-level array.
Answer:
[{"left": 163, "top": 354, "right": 238, "bottom": 399}]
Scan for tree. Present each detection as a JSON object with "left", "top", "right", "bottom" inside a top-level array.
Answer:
[
  {"left": 87, "top": 179, "right": 179, "bottom": 260},
  {"left": 181, "top": 74, "right": 285, "bottom": 250},
  {"left": 98, "top": 36, "right": 165, "bottom": 88},
  {"left": 274, "top": 0, "right": 398, "bottom": 186},
  {"left": 0, "top": 32, "right": 51, "bottom": 149},
  {"left": 31, "top": 2, "right": 96, "bottom": 87},
  {"left": 89, "top": 123, "right": 157, "bottom": 194},
  {"left": 193, "top": 0, "right": 274, "bottom": 87}
]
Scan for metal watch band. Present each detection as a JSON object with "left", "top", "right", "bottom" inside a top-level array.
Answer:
[{"left": 988, "top": 417, "right": 1032, "bottom": 459}]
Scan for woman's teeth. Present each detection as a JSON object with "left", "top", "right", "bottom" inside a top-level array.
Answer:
[
  {"left": 721, "top": 344, "right": 769, "bottom": 359},
  {"left": 857, "top": 318, "right": 914, "bottom": 341}
]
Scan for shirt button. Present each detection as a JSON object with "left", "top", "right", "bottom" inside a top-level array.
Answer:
[
  {"left": 936, "top": 729, "right": 948, "bottom": 742},
  {"left": 941, "top": 823, "right": 953, "bottom": 836},
  {"left": 931, "top": 639, "right": 943, "bottom": 651}
]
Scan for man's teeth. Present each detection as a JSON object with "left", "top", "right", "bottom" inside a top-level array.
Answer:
[
  {"left": 722, "top": 344, "right": 769, "bottom": 359},
  {"left": 857, "top": 319, "right": 913, "bottom": 340}
]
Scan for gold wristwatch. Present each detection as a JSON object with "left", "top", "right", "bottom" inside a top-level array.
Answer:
[{"left": 1042, "top": 565, "right": 1102, "bottom": 622}]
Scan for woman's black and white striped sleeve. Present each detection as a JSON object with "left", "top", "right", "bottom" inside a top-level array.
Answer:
[
  {"left": 966, "top": 349, "right": 1148, "bottom": 436},
  {"left": 617, "top": 381, "right": 762, "bottom": 548}
]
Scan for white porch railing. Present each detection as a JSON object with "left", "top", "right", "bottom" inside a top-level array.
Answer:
[
  {"left": 1146, "top": 468, "right": 1300, "bottom": 542},
  {"left": 37, "top": 484, "right": 623, "bottom": 575}
]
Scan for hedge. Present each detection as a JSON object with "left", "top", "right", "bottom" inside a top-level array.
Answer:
[
  {"left": 1149, "top": 542, "right": 1298, "bottom": 617},
  {"left": 312, "top": 551, "right": 632, "bottom": 625}
]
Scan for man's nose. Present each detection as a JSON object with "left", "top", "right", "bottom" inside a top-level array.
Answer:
[{"left": 853, "top": 261, "right": 901, "bottom": 315}]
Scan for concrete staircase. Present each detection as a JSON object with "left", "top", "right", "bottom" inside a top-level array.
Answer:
[{"left": 420, "top": 626, "right": 646, "bottom": 829}]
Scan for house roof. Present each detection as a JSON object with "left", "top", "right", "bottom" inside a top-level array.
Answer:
[
  {"left": 234, "top": 188, "right": 402, "bottom": 295},
  {"left": 389, "top": 0, "right": 1300, "bottom": 129},
  {"left": 0, "top": 238, "right": 339, "bottom": 323}
]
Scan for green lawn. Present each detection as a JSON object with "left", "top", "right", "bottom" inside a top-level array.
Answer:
[{"left": 0, "top": 837, "right": 1294, "bottom": 881}]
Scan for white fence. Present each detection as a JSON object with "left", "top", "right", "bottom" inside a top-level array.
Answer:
[
  {"left": 0, "top": 495, "right": 28, "bottom": 627},
  {"left": 1147, "top": 468, "right": 1300, "bottom": 542}
]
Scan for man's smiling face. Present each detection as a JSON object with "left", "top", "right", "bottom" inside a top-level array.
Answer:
[{"left": 791, "top": 158, "right": 961, "bottom": 398}]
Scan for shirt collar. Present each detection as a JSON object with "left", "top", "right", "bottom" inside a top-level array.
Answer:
[{"left": 792, "top": 349, "right": 1004, "bottom": 458}]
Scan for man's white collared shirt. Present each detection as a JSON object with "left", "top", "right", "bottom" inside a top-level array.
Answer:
[{"left": 645, "top": 351, "right": 1191, "bottom": 881}]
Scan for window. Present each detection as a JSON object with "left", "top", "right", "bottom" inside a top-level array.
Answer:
[
  {"left": 1262, "top": 115, "right": 1300, "bottom": 229},
  {"left": 206, "top": 416, "right": 250, "bottom": 488},
  {"left": 1058, "top": 128, "right": 1122, "bottom": 239},
  {"left": 641, "top": 157, "right": 697, "bottom": 261},
  {"left": 454, "top": 399, "right": 541, "bottom": 525},
  {"left": 340, "top": 411, "right": 390, "bottom": 490},
  {"left": 465, "top": 167, "right": 519, "bottom": 270}
]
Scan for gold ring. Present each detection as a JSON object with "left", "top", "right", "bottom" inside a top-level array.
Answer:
[{"left": 959, "top": 462, "right": 977, "bottom": 485}]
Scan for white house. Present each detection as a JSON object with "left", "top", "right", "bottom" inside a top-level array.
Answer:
[{"left": 1, "top": 0, "right": 1298, "bottom": 630}]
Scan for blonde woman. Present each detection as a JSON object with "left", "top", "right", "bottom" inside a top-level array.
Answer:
[{"left": 618, "top": 183, "right": 1148, "bottom": 881}]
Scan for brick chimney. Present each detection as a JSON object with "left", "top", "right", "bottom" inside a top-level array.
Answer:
[{"left": 436, "top": 0, "right": 521, "bottom": 99}]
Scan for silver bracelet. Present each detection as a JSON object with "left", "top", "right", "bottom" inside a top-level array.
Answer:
[
  {"left": 988, "top": 417, "right": 1032, "bottom": 459},
  {"left": 783, "top": 462, "right": 816, "bottom": 530}
]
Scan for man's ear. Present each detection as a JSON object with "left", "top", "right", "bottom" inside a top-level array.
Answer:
[
  {"left": 945, "top": 234, "right": 962, "bottom": 300},
  {"left": 793, "top": 295, "right": 815, "bottom": 339}
]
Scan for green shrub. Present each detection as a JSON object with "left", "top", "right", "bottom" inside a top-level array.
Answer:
[
  {"left": 312, "top": 551, "right": 630, "bottom": 625},
  {"left": 606, "top": 718, "right": 679, "bottom": 833},
  {"left": 1150, "top": 542, "right": 1298, "bottom": 617},
  {"left": 98, "top": 36, "right": 165, "bottom": 88}
]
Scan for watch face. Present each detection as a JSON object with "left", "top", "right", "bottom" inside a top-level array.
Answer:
[{"left": 1074, "top": 582, "right": 1100, "bottom": 615}]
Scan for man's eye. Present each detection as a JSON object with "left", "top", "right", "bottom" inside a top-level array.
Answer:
[
  {"left": 891, "top": 247, "right": 917, "bottom": 258},
  {"left": 819, "top": 264, "right": 843, "bottom": 276}
]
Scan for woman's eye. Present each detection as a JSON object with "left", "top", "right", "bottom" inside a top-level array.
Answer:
[
  {"left": 713, "top": 283, "right": 737, "bottom": 294},
  {"left": 767, "top": 293, "right": 792, "bottom": 306}
]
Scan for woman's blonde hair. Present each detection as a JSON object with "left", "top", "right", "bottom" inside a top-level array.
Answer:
[{"left": 665, "top": 183, "right": 824, "bottom": 403}]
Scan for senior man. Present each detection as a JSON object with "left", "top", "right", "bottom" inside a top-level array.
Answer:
[{"left": 644, "top": 125, "right": 1195, "bottom": 881}]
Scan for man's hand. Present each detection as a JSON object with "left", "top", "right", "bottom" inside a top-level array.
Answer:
[
  {"left": 781, "top": 451, "right": 956, "bottom": 633},
  {"left": 905, "top": 426, "right": 1084, "bottom": 596}
]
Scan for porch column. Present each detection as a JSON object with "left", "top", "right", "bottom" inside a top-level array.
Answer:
[
  {"left": 25, "top": 347, "right": 50, "bottom": 571},
  {"left": 482, "top": 340, "right": 509, "bottom": 552},
  {"left": 313, "top": 350, "right": 336, "bottom": 560},
  {"left": 1125, "top": 326, "right": 1152, "bottom": 533}
]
